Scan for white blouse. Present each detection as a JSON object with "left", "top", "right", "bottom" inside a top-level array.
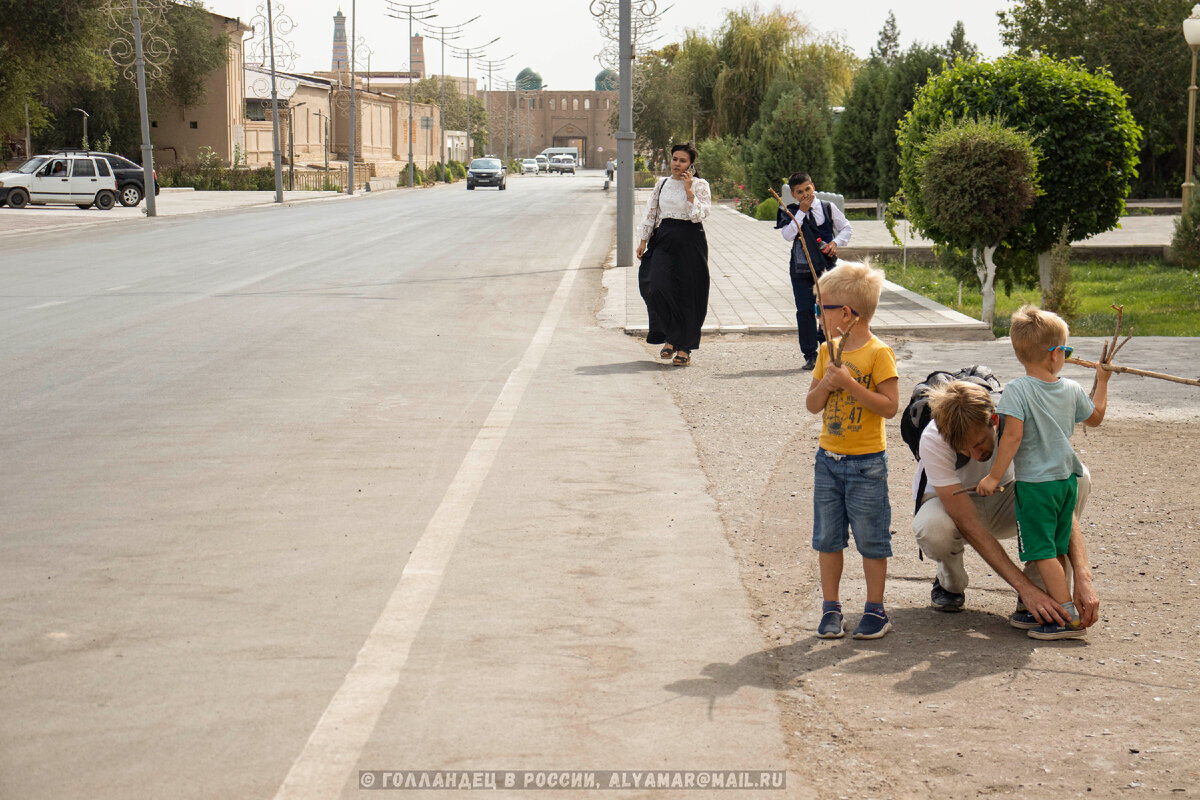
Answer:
[{"left": 637, "top": 176, "right": 712, "bottom": 242}]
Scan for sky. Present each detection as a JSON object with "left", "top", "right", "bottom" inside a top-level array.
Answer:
[{"left": 213, "top": 0, "right": 1015, "bottom": 91}]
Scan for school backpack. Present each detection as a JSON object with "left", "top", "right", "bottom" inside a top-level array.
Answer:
[{"left": 900, "top": 365, "right": 1003, "bottom": 462}]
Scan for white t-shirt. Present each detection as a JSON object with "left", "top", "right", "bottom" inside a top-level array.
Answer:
[{"left": 912, "top": 419, "right": 1015, "bottom": 501}]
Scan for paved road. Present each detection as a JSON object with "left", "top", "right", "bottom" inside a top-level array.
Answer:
[{"left": 0, "top": 174, "right": 789, "bottom": 798}]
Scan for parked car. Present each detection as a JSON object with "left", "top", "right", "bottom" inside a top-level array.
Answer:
[
  {"left": 535, "top": 155, "right": 549, "bottom": 173},
  {"left": 57, "top": 150, "right": 161, "bottom": 207},
  {"left": 521, "top": 158, "right": 539, "bottom": 174},
  {"left": 0, "top": 153, "right": 119, "bottom": 210},
  {"left": 548, "top": 155, "right": 576, "bottom": 175},
  {"left": 466, "top": 157, "right": 506, "bottom": 190}
]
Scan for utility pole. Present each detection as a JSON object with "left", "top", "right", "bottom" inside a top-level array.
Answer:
[
  {"left": 478, "top": 55, "right": 513, "bottom": 157},
  {"left": 616, "top": 0, "right": 633, "bottom": 266},
  {"left": 386, "top": 1, "right": 438, "bottom": 187},
  {"left": 423, "top": 16, "right": 479, "bottom": 177},
  {"left": 449, "top": 36, "right": 500, "bottom": 161},
  {"left": 348, "top": 0, "right": 356, "bottom": 195}
]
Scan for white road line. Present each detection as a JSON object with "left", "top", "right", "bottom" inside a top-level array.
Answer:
[
  {"left": 272, "top": 207, "right": 607, "bottom": 800},
  {"left": 27, "top": 300, "right": 71, "bottom": 310}
]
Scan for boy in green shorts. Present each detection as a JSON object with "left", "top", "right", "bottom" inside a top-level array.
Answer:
[{"left": 977, "top": 305, "right": 1111, "bottom": 639}]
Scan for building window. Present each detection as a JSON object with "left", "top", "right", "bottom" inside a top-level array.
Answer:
[
  {"left": 151, "top": 121, "right": 158, "bottom": 128},
  {"left": 190, "top": 121, "right": 198, "bottom": 129},
  {"left": 572, "top": 98, "right": 579, "bottom": 111},
  {"left": 584, "top": 99, "right": 590, "bottom": 110},
  {"left": 550, "top": 98, "right": 555, "bottom": 110},
  {"left": 606, "top": 98, "right": 610, "bottom": 109}
]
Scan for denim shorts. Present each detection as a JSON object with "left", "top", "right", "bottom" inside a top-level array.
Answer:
[{"left": 812, "top": 449, "right": 892, "bottom": 558}]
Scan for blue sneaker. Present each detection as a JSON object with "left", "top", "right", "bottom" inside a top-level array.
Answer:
[
  {"left": 852, "top": 609, "right": 891, "bottom": 639},
  {"left": 1009, "top": 608, "right": 1038, "bottom": 630},
  {"left": 817, "top": 609, "right": 845, "bottom": 639},
  {"left": 1028, "top": 620, "right": 1086, "bottom": 640}
]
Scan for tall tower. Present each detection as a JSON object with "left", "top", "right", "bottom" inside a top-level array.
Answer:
[
  {"left": 332, "top": 8, "right": 349, "bottom": 71},
  {"left": 410, "top": 35, "right": 425, "bottom": 78}
]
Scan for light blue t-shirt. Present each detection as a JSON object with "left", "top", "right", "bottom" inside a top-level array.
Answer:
[{"left": 997, "top": 376, "right": 1094, "bottom": 482}]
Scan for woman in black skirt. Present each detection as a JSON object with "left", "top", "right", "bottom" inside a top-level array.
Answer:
[{"left": 636, "top": 142, "right": 712, "bottom": 366}]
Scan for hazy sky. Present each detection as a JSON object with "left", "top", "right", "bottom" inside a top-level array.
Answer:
[{"left": 213, "top": 0, "right": 1014, "bottom": 91}]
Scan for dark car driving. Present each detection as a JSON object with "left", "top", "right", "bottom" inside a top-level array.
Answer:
[
  {"left": 466, "top": 158, "right": 506, "bottom": 190},
  {"left": 56, "top": 150, "right": 160, "bottom": 207}
]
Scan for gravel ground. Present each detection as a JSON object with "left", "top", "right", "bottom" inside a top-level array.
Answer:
[{"left": 643, "top": 334, "right": 1198, "bottom": 799}]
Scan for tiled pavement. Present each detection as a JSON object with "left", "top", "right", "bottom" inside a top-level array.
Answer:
[{"left": 604, "top": 191, "right": 1178, "bottom": 342}]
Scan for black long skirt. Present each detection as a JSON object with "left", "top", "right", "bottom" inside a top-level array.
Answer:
[{"left": 638, "top": 219, "right": 709, "bottom": 351}]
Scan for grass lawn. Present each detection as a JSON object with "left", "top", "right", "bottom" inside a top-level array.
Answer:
[{"left": 878, "top": 259, "right": 1200, "bottom": 337}]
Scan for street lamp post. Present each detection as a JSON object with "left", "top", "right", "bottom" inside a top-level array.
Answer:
[
  {"left": 478, "top": 56, "right": 513, "bottom": 157},
  {"left": 316, "top": 108, "right": 328, "bottom": 177},
  {"left": 1183, "top": 5, "right": 1200, "bottom": 220},
  {"left": 386, "top": 1, "right": 438, "bottom": 188},
  {"left": 424, "top": 16, "right": 479, "bottom": 180},
  {"left": 449, "top": 36, "right": 500, "bottom": 161},
  {"left": 289, "top": 101, "right": 306, "bottom": 190},
  {"left": 72, "top": 108, "right": 90, "bottom": 148}
]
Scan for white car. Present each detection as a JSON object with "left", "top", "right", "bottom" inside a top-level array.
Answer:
[
  {"left": 548, "top": 155, "right": 576, "bottom": 175},
  {"left": 521, "top": 159, "right": 539, "bottom": 174},
  {"left": 0, "top": 153, "right": 120, "bottom": 210},
  {"left": 535, "top": 155, "right": 549, "bottom": 173}
]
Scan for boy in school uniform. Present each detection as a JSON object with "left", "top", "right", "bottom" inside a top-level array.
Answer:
[{"left": 805, "top": 263, "right": 899, "bottom": 639}]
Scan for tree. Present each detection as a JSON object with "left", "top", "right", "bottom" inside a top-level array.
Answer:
[
  {"left": 899, "top": 56, "right": 1142, "bottom": 297},
  {"left": 402, "top": 76, "right": 488, "bottom": 160},
  {"left": 999, "top": 0, "right": 1191, "bottom": 196},
  {"left": 834, "top": 59, "right": 889, "bottom": 197},
  {"left": 870, "top": 10, "right": 901, "bottom": 65},
  {"left": 944, "top": 21, "right": 979, "bottom": 62},
  {"left": 631, "top": 47, "right": 694, "bottom": 168},
  {"left": 912, "top": 118, "right": 1040, "bottom": 325},
  {"left": 712, "top": 7, "right": 809, "bottom": 137},
  {"left": 748, "top": 92, "right": 833, "bottom": 199},
  {"left": 874, "top": 43, "right": 945, "bottom": 202}
]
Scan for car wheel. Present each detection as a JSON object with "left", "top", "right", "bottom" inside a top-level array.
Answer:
[
  {"left": 77, "top": 204, "right": 92, "bottom": 210},
  {"left": 8, "top": 188, "right": 29, "bottom": 209},
  {"left": 118, "top": 183, "right": 143, "bottom": 207},
  {"left": 499, "top": 181, "right": 506, "bottom": 190},
  {"left": 95, "top": 190, "right": 116, "bottom": 210},
  {"left": 467, "top": 182, "right": 475, "bottom": 190}
]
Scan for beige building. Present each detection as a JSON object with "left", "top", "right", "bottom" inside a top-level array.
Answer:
[{"left": 482, "top": 88, "right": 618, "bottom": 168}]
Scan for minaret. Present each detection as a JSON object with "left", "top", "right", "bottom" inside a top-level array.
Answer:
[
  {"left": 332, "top": 8, "right": 349, "bottom": 71},
  {"left": 410, "top": 35, "right": 425, "bottom": 78}
]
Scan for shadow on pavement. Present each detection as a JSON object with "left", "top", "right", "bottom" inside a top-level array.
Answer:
[{"left": 575, "top": 361, "right": 669, "bottom": 375}]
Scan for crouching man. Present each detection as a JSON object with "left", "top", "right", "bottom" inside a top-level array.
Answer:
[{"left": 913, "top": 380, "right": 1100, "bottom": 628}]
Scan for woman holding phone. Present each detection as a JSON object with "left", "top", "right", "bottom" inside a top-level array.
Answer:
[{"left": 636, "top": 142, "right": 712, "bottom": 366}]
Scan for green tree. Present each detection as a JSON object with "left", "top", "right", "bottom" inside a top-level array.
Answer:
[
  {"left": 870, "top": 10, "right": 901, "bottom": 64},
  {"left": 912, "top": 118, "right": 1040, "bottom": 324},
  {"left": 402, "top": 76, "right": 488, "bottom": 159},
  {"left": 696, "top": 135, "right": 746, "bottom": 198},
  {"left": 899, "top": 56, "right": 1142, "bottom": 297},
  {"left": 673, "top": 32, "right": 720, "bottom": 140},
  {"left": 875, "top": 43, "right": 945, "bottom": 202},
  {"left": 748, "top": 92, "right": 833, "bottom": 199},
  {"left": 834, "top": 59, "right": 889, "bottom": 197},
  {"left": 631, "top": 46, "right": 695, "bottom": 168},
  {"left": 944, "top": 21, "right": 979, "bottom": 62},
  {"left": 712, "top": 7, "right": 809, "bottom": 137},
  {"left": 999, "top": 0, "right": 1191, "bottom": 196}
]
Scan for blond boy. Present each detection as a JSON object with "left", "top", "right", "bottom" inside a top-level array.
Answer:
[
  {"left": 977, "top": 305, "right": 1111, "bottom": 640},
  {"left": 804, "top": 263, "right": 899, "bottom": 639}
]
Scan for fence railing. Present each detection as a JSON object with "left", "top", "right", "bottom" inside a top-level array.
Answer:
[{"left": 289, "top": 168, "right": 367, "bottom": 192}]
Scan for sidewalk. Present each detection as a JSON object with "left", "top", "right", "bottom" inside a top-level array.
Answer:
[{"left": 604, "top": 194, "right": 994, "bottom": 341}]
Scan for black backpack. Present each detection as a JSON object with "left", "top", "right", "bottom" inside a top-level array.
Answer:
[{"left": 901, "top": 365, "right": 1003, "bottom": 462}]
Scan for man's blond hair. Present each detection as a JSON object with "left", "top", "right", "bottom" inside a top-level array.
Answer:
[
  {"left": 817, "top": 261, "right": 884, "bottom": 322},
  {"left": 928, "top": 381, "right": 996, "bottom": 453},
  {"left": 1008, "top": 304, "right": 1069, "bottom": 364}
]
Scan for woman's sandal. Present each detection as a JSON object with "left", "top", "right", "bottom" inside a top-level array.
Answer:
[
  {"left": 659, "top": 344, "right": 675, "bottom": 359},
  {"left": 672, "top": 350, "right": 691, "bottom": 366}
]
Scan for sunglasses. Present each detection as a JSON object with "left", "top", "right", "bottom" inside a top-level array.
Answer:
[
  {"left": 1048, "top": 344, "right": 1075, "bottom": 358},
  {"left": 820, "top": 304, "right": 860, "bottom": 317}
]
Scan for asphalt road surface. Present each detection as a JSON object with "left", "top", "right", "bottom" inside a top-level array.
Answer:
[{"left": 1, "top": 175, "right": 789, "bottom": 799}]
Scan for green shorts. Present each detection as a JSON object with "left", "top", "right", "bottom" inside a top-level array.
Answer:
[{"left": 1015, "top": 475, "right": 1077, "bottom": 562}]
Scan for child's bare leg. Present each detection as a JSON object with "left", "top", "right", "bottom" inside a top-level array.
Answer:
[
  {"left": 862, "top": 557, "right": 888, "bottom": 605},
  {"left": 1033, "top": 556, "right": 1071, "bottom": 604},
  {"left": 819, "top": 551, "right": 843, "bottom": 602}
]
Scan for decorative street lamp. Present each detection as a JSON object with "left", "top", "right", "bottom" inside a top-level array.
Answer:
[
  {"left": 449, "top": 36, "right": 501, "bottom": 161},
  {"left": 1183, "top": 4, "right": 1200, "bottom": 220},
  {"left": 424, "top": 16, "right": 480, "bottom": 180}
]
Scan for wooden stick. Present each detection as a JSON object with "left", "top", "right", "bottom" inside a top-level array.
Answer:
[
  {"left": 769, "top": 187, "right": 838, "bottom": 365},
  {"left": 1067, "top": 357, "right": 1200, "bottom": 387},
  {"left": 1107, "top": 305, "right": 1124, "bottom": 360},
  {"left": 953, "top": 481, "right": 1012, "bottom": 496},
  {"left": 834, "top": 317, "right": 860, "bottom": 363}
]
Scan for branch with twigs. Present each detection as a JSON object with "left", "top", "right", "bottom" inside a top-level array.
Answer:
[
  {"left": 1067, "top": 303, "right": 1198, "bottom": 388},
  {"left": 769, "top": 187, "right": 839, "bottom": 365},
  {"left": 834, "top": 316, "right": 859, "bottom": 364},
  {"left": 1090, "top": 304, "right": 1134, "bottom": 398}
]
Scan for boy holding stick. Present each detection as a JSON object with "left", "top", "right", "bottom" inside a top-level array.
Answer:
[{"left": 977, "top": 306, "right": 1111, "bottom": 640}]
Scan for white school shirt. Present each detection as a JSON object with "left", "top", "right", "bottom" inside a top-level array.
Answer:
[{"left": 778, "top": 198, "right": 853, "bottom": 248}]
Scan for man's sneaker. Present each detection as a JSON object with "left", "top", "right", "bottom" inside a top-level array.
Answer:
[
  {"left": 930, "top": 578, "right": 965, "bottom": 612},
  {"left": 1028, "top": 619, "right": 1086, "bottom": 640},
  {"left": 1008, "top": 608, "right": 1039, "bottom": 630},
  {"left": 852, "top": 610, "right": 892, "bottom": 640},
  {"left": 817, "top": 609, "right": 845, "bottom": 639},
  {"left": 801, "top": 357, "right": 817, "bottom": 371}
]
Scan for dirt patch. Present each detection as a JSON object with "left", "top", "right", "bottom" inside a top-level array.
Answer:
[{"left": 652, "top": 336, "right": 1198, "bottom": 799}]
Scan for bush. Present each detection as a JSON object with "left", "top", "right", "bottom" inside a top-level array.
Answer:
[
  {"left": 448, "top": 160, "right": 467, "bottom": 180},
  {"left": 423, "top": 164, "right": 439, "bottom": 184},
  {"left": 1170, "top": 193, "right": 1200, "bottom": 265},
  {"left": 635, "top": 170, "right": 657, "bottom": 188},
  {"left": 634, "top": 154, "right": 648, "bottom": 171},
  {"left": 754, "top": 197, "right": 779, "bottom": 221},
  {"left": 748, "top": 92, "right": 834, "bottom": 199},
  {"left": 696, "top": 136, "right": 747, "bottom": 199}
]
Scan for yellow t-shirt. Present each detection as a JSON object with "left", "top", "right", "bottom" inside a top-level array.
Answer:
[{"left": 813, "top": 334, "right": 898, "bottom": 455}]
